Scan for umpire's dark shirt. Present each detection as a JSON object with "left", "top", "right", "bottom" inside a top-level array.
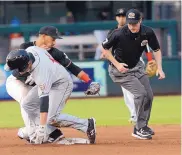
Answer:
[{"left": 102, "top": 25, "right": 160, "bottom": 69}]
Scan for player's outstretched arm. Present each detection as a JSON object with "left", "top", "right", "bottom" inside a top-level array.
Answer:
[
  {"left": 52, "top": 48, "right": 92, "bottom": 83},
  {"left": 77, "top": 71, "right": 91, "bottom": 83}
]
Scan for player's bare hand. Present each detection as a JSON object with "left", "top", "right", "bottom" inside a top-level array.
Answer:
[
  {"left": 156, "top": 69, "right": 165, "bottom": 80},
  {"left": 116, "top": 63, "right": 128, "bottom": 73}
]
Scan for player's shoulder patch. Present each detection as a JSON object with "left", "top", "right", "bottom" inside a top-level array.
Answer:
[{"left": 102, "top": 38, "right": 109, "bottom": 45}]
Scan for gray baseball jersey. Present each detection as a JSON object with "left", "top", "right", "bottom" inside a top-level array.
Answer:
[
  {"left": 26, "top": 46, "right": 71, "bottom": 98},
  {"left": 22, "top": 46, "right": 88, "bottom": 141}
]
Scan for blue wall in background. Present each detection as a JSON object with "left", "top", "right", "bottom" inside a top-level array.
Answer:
[{"left": 0, "top": 64, "right": 12, "bottom": 99}]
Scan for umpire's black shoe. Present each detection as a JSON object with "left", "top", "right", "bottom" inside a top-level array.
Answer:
[
  {"left": 146, "top": 126, "right": 155, "bottom": 135},
  {"left": 87, "top": 117, "right": 96, "bottom": 144},
  {"left": 132, "top": 126, "right": 152, "bottom": 140},
  {"left": 47, "top": 129, "right": 65, "bottom": 143}
]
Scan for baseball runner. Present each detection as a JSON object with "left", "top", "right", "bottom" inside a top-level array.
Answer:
[
  {"left": 102, "top": 9, "right": 165, "bottom": 140},
  {"left": 5, "top": 47, "right": 97, "bottom": 144},
  {"left": 5, "top": 26, "right": 98, "bottom": 144},
  {"left": 106, "top": 8, "right": 154, "bottom": 123}
]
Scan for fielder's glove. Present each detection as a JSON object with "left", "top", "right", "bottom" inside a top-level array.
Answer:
[
  {"left": 34, "top": 125, "right": 48, "bottom": 144},
  {"left": 146, "top": 59, "right": 158, "bottom": 77},
  {"left": 85, "top": 82, "right": 100, "bottom": 96}
]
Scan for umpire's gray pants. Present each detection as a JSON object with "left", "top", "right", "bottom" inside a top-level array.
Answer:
[{"left": 108, "top": 61, "right": 153, "bottom": 129}]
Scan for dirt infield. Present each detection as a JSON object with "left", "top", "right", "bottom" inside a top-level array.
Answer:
[{"left": 0, "top": 125, "right": 180, "bottom": 155}]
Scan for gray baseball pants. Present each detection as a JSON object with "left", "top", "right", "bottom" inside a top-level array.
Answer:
[
  {"left": 108, "top": 61, "right": 153, "bottom": 129},
  {"left": 21, "top": 81, "right": 88, "bottom": 141}
]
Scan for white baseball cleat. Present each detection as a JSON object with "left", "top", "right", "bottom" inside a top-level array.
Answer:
[{"left": 17, "top": 127, "right": 29, "bottom": 141}]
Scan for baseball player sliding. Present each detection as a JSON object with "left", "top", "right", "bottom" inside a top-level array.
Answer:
[
  {"left": 5, "top": 26, "right": 99, "bottom": 144},
  {"left": 5, "top": 46, "right": 97, "bottom": 144}
]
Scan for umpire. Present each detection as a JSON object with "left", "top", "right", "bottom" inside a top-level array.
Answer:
[{"left": 102, "top": 9, "right": 165, "bottom": 140}]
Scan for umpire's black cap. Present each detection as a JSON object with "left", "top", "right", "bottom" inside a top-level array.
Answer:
[
  {"left": 126, "top": 9, "right": 141, "bottom": 24},
  {"left": 39, "top": 26, "right": 62, "bottom": 39},
  {"left": 115, "top": 8, "right": 127, "bottom": 16}
]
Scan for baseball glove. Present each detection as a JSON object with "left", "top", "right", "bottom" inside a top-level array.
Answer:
[
  {"left": 146, "top": 59, "right": 158, "bottom": 77},
  {"left": 85, "top": 82, "right": 100, "bottom": 96}
]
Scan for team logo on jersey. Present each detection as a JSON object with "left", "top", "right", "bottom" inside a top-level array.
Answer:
[
  {"left": 39, "top": 84, "right": 45, "bottom": 91},
  {"left": 128, "top": 12, "right": 135, "bottom": 19},
  {"left": 141, "top": 40, "right": 148, "bottom": 46}
]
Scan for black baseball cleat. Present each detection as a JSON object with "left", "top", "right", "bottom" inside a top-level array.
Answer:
[
  {"left": 87, "top": 117, "right": 96, "bottom": 144},
  {"left": 132, "top": 126, "right": 152, "bottom": 140},
  {"left": 47, "top": 129, "right": 65, "bottom": 143},
  {"left": 146, "top": 126, "right": 155, "bottom": 135}
]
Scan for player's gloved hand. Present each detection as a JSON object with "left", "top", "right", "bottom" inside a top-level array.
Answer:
[
  {"left": 25, "top": 75, "right": 35, "bottom": 86},
  {"left": 34, "top": 125, "right": 48, "bottom": 144},
  {"left": 85, "top": 82, "right": 100, "bottom": 96},
  {"left": 145, "top": 59, "right": 157, "bottom": 77}
]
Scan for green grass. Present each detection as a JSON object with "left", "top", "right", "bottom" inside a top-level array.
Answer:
[{"left": 0, "top": 96, "right": 180, "bottom": 128}]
